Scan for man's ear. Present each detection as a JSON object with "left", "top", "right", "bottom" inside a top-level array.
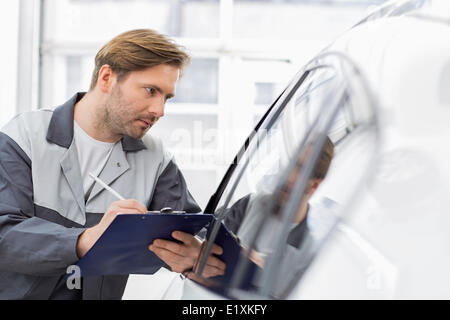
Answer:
[
  {"left": 307, "top": 178, "right": 323, "bottom": 196},
  {"left": 97, "top": 64, "right": 115, "bottom": 93}
]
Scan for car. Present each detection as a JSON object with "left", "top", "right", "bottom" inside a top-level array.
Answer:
[{"left": 178, "top": 0, "right": 450, "bottom": 299}]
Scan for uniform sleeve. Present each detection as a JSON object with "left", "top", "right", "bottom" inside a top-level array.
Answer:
[
  {"left": 148, "top": 159, "right": 201, "bottom": 213},
  {"left": 0, "top": 132, "right": 85, "bottom": 276},
  {"left": 222, "top": 194, "right": 252, "bottom": 234}
]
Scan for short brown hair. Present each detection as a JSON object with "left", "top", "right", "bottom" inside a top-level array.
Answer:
[
  {"left": 312, "top": 136, "right": 334, "bottom": 180},
  {"left": 89, "top": 29, "right": 190, "bottom": 90}
]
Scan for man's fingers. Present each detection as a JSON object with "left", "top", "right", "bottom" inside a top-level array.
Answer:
[
  {"left": 171, "top": 231, "right": 200, "bottom": 247},
  {"left": 195, "top": 262, "right": 226, "bottom": 278},
  {"left": 149, "top": 244, "right": 182, "bottom": 261},
  {"left": 198, "top": 241, "right": 223, "bottom": 256},
  {"left": 249, "top": 249, "right": 265, "bottom": 268},
  {"left": 150, "top": 234, "right": 226, "bottom": 279},
  {"left": 128, "top": 199, "right": 147, "bottom": 213},
  {"left": 201, "top": 265, "right": 225, "bottom": 278},
  {"left": 209, "top": 243, "right": 223, "bottom": 256},
  {"left": 149, "top": 244, "right": 226, "bottom": 278},
  {"left": 114, "top": 208, "right": 144, "bottom": 214},
  {"left": 110, "top": 199, "right": 147, "bottom": 213},
  {"left": 205, "top": 255, "right": 226, "bottom": 271},
  {"left": 103, "top": 208, "right": 139, "bottom": 222},
  {"left": 149, "top": 245, "right": 194, "bottom": 273},
  {"left": 150, "top": 239, "right": 187, "bottom": 256},
  {"left": 186, "top": 272, "right": 214, "bottom": 286},
  {"left": 171, "top": 232, "right": 224, "bottom": 257},
  {"left": 122, "top": 199, "right": 147, "bottom": 213}
]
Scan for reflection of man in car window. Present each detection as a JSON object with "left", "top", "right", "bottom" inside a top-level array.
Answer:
[
  {"left": 283, "top": 136, "right": 335, "bottom": 248},
  {"left": 222, "top": 137, "right": 335, "bottom": 297},
  {"left": 224, "top": 137, "right": 334, "bottom": 246}
]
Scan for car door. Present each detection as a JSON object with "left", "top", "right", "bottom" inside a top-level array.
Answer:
[{"left": 187, "top": 51, "right": 380, "bottom": 300}]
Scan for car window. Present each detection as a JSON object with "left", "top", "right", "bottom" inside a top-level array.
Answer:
[
  {"left": 254, "top": 63, "right": 379, "bottom": 299},
  {"left": 194, "top": 54, "right": 379, "bottom": 299},
  {"left": 213, "top": 66, "right": 338, "bottom": 219}
]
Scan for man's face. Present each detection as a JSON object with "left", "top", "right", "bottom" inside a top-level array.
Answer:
[{"left": 102, "top": 64, "right": 179, "bottom": 140}]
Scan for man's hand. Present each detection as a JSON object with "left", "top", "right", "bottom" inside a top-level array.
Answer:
[
  {"left": 149, "top": 231, "right": 226, "bottom": 278},
  {"left": 76, "top": 199, "right": 147, "bottom": 258}
]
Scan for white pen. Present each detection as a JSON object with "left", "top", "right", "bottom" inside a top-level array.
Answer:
[{"left": 88, "top": 172, "right": 125, "bottom": 201}]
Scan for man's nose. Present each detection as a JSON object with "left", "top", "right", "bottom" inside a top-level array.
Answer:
[{"left": 149, "top": 98, "right": 165, "bottom": 118}]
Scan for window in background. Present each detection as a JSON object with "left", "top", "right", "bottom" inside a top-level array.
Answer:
[
  {"left": 65, "top": 56, "right": 82, "bottom": 98},
  {"left": 232, "top": 1, "right": 370, "bottom": 40},
  {"left": 172, "top": 58, "right": 219, "bottom": 104},
  {"left": 254, "top": 82, "right": 277, "bottom": 106},
  {"left": 0, "top": 1, "right": 20, "bottom": 127},
  {"left": 174, "top": 0, "right": 220, "bottom": 38}
]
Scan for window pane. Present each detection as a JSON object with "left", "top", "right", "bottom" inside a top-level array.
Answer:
[
  {"left": 45, "top": 0, "right": 172, "bottom": 43},
  {"left": 57, "top": 0, "right": 220, "bottom": 40},
  {"left": 233, "top": 1, "right": 376, "bottom": 40},
  {"left": 66, "top": 56, "right": 82, "bottom": 98},
  {"left": 172, "top": 58, "right": 219, "bottom": 104},
  {"left": 254, "top": 82, "right": 276, "bottom": 106},
  {"left": 177, "top": 0, "right": 220, "bottom": 38}
]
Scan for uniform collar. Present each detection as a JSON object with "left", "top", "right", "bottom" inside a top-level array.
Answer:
[{"left": 46, "top": 92, "right": 147, "bottom": 151}]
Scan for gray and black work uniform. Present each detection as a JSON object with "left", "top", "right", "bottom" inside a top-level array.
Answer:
[{"left": 0, "top": 93, "right": 200, "bottom": 299}]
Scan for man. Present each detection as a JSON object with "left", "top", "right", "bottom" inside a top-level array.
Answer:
[
  {"left": 225, "top": 136, "right": 335, "bottom": 244},
  {"left": 0, "top": 29, "right": 224, "bottom": 299},
  {"left": 221, "top": 137, "right": 335, "bottom": 297}
]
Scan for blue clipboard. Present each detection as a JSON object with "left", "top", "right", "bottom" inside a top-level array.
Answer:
[
  {"left": 77, "top": 213, "right": 213, "bottom": 277},
  {"left": 207, "top": 222, "right": 260, "bottom": 291},
  {"left": 76, "top": 212, "right": 259, "bottom": 291}
]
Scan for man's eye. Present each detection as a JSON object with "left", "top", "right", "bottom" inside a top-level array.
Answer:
[{"left": 146, "top": 88, "right": 156, "bottom": 95}]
